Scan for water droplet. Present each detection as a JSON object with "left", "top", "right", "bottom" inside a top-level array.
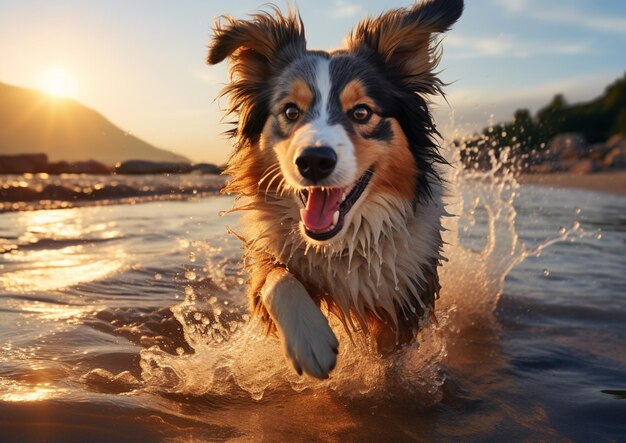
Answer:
[
  {"left": 543, "top": 269, "right": 550, "bottom": 276},
  {"left": 188, "top": 252, "right": 196, "bottom": 262},
  {"left": 184, "top": 286, "right": 194, "bottom": 296},
  {"left": 185, "top": 271, "right": 197, "bottom": 281},
  {"left": 558, "top": 226, "right": 566, "bottom": 235},
  {"left": 176, "top": 347, "right": 184, "bottom": 356},
  {"left": 572, "top": 221, "right": 580, "bottom": 230},
  {"left": 153, "top": 272, "right": 162, "bottom": 280},
  {"left": 193, "top": 312, "right": 202, "bottom": 321},
  {"left": 595, "top": 232, "right": 602, "bottom": 240},
  {"left": 574, "top": 207, "right": 581, "bottom": 215}
]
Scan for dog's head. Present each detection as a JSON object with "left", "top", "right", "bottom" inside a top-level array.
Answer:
[{"left": 208, "top": 0, "right": 462, "bottom": 245}]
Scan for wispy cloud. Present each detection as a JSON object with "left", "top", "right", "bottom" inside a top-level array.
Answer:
[
  {"left": 445, "top": 34, "right": 591, "bottom": 59},
  {"left": 332, "top": 0, "right": 362, "bottom": 19},
  {"left": 493, "top": 0, "right": 626, "bottom": 34}
]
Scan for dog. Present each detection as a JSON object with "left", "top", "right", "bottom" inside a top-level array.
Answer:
[{"left": 207, "top": 0, "right": 463, "bottom": 379}]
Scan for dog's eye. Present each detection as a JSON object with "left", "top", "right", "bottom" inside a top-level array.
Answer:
[
  {"left": 284, "top": 104, "right": 301, "bottom": 121},
  {"left": 351, "top": 105, "right": 371, "bottom": 122}
]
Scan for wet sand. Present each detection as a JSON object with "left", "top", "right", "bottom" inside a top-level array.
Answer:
[{"left": 519, "top": 171, "right": 626, "bottom": 196}]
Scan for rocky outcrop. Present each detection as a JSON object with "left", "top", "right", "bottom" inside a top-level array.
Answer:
[
  {"left": 0, "top": 154, "right": 222, "bottom": 176},
  {"left": 526, "top": 133, "right": 626, "bottom": 174},
  {"left": 190, "top": 163, "right": 223, "bottom": 174},
  {"left": 548, "top": 133, "right": 589, "bottom": 161},
  {"left": 114, "top": 160, "right": 193, "bottom": 175},
  {"left": 0, "top": 153, "right": 111, "bottom": 174},
  {"left": 114, "top": 160, "right": 222, "bottom": 175},
  {"left": 0, "top": 154, "right": 49, "bottom": 173}
]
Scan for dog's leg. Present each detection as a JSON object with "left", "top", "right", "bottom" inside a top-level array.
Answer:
[{"left": 261, "top": 268, "right": 339, "bottom": 379}]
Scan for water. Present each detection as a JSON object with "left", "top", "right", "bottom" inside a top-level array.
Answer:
[{"left": 0, "top": 173, "right": 625, "bottom": 441}]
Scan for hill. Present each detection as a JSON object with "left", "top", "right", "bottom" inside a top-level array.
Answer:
[{"left": 0, "top": 82, "right": 189, "bottom": 165}]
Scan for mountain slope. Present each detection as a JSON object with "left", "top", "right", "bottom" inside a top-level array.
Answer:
[{"left": 0, "top": 82, "right": 189, "bottom": 165}]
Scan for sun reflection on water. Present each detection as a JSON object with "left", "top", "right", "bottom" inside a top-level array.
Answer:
[
  {"left": 0, "top": 378, "right": 65, "bottom": 402},
  {"left": 1, "top": 208, "right": 126, "bottom": 292}
]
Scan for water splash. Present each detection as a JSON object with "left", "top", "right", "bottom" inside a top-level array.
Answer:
[{"left": 136, "top": 142, "right": 599, "bottom": 402}]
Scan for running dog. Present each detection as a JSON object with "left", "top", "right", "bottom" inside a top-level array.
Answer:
[{"left": 207, "top": 0, "right": 463, "bottom": 379}]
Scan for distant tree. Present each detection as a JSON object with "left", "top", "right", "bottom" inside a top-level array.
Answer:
[
  {"left": 613, "top": 109, "right": 626, "bottom": 136},
  {"left": 537, "top": 94, "right": 567, "bottom": 138}
]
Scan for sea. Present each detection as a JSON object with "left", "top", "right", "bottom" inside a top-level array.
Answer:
[{"left": 0, "top": 168, "right": 625, "bottom": 442}]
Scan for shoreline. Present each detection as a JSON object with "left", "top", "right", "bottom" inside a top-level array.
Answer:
[{"left": 518, "top": 171, "right": 626, "bottom": 196}]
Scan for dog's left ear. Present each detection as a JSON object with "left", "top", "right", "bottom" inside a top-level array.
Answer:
[{"left": 346, "top": 0, "right": 463, "bottom": 94}]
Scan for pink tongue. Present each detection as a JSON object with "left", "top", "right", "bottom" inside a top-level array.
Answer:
[{"left": 300, "top": 188, "right": 344, "bottom": 232}]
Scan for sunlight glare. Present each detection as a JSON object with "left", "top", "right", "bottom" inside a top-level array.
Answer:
[{"left": 38, "top": 67, "right": 78, "bottom": 98}]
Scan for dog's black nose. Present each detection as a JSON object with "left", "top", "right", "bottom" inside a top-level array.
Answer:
[{"left": 295, "top": 147, "right": 337, "bottom": 183}]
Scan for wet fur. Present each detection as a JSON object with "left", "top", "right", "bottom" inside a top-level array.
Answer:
[{"left": 208, "top": 0, "right": 463, "bottom": 378}]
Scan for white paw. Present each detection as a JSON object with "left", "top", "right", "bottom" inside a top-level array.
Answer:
[
  {"left": 261, "top": 269, "right": 339, "bottom": 379},
  {"left": 281, "top": 308, "right": 339, "bottom": 379}
]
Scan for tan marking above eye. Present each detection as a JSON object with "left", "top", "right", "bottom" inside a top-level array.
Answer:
[
  {"left": 279, "top": 78, "right": 313, "bottom": 114},
  {"left": 339, "top": 79, "right": 379, "bottom": 113}
]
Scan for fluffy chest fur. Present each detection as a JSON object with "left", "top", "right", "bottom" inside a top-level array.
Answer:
[{"left": 233, "top": 186, "right": 446, "bottom": 336}]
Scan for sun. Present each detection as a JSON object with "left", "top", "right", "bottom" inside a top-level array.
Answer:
[{"left": 38, "top": 68, "right": 78, "bottom": 98}]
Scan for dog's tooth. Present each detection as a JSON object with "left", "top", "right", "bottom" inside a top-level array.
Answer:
[
  {"left": 330, "top": 223, "right": 335, "bottom": 230},
  {"left": 342, "top": 192, "right": 346, "bottom": 201},
  {"left": 332, "top": 210, "right": 339, "bottom": 225}
]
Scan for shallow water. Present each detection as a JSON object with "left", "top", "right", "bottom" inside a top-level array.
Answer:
[{"left": 0, "top": 180, "right": 625, "bottom": 441}]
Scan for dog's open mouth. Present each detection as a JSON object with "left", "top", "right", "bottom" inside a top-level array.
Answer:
[{"left": 298, "top": 168, "right": 374, "bottom": 241}]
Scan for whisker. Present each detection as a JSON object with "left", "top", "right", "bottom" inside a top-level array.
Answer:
[
  {"left": 258, "top": 165, "right": 281, "bottom": 187},
  {"left": 264, "top": 171, "right": 283, "bottom": 196}
]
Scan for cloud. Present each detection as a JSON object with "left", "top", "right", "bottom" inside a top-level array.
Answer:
[
  {"left": 534, "top": 9, "right": 626, "bottom": 35},
  {"left": 332, "top": 0, "right": 361, "bottom": 19},
  {"left": 494, "top": 0, "right": 531, "bottom": 13},
  {"left": 445, "top": 34, "right": 592, "bottom": 59},
  {"left": 493, "top": 0, "right": 626, "bottom": 35}
]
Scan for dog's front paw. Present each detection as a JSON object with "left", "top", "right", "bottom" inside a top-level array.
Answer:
[
  {"left": 283, "top": 311, "right": 339, "bottom": 379},
  {"left": 262, "top": 269, "right": 339, "bottom": 379}
]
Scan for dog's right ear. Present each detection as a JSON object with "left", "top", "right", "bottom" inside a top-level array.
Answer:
[
  {"left": 207, "top": 8, "right": 305, "bottom": 67},
  {"left": 207, "top": 8, "right": 306, "bottom": 145}
]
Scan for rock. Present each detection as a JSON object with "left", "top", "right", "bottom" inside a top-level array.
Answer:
[
  {"left": 606, "top": 133, "right": 626, "bottom": 149},
  {"left": 588, "top": 143, "right": 612, "bottom": 161},
  {"left": 603, "top": 147, "right": 626, "bottom": 169},
  {"left": 115, "top": 160, "right": 192, "bottom": 175},
  {"left": 0, "top": 153, "right": 49, "bottom": 174},
  {"left": 528, "top": 163, "right": 555, "bottom": 174},
  {"left": 47, "top": 160, "right": 111, "bottom": 175},
  {"left": 46, "top": 161, "right": 71, "bottom": 174},
  {"left": 69, "top": 160, "right": 111, "bottom": 174},
  {"left": 190, "top": 163, "right": 221, "bottom": 174},
  {"left": 552, "top": 158, "right": 578, "bottom": 172},
  {"left": 548, "top": 133, "right": 588, "bottom": 161},
  {"left": 0, "top": 154, "right": 111, "bottom": 174},
  {"left": 568, "top": 159, "right": 597, "bottom": 174}
]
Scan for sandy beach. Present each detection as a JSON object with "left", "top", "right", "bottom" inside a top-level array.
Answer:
[{"left": 519, "top": 171, "right": 626, "bottom": 196}]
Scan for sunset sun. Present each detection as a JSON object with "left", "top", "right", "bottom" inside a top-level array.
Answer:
[{"left": 38, "top": 68, "right": 78, "bottom": 98}]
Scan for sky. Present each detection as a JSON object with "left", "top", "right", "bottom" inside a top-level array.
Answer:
[{"left": 1, "top": 0, "right": 625, "bottom": 164}]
